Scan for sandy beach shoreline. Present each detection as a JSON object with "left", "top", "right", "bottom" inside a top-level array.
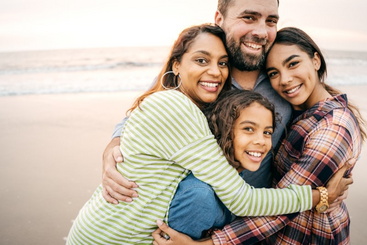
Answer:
[{"left": 0, "top": 86, "right": 366, "bottom": 244}]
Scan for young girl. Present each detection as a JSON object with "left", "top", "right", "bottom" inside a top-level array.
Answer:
[
  {"left": 67, "top": 25, "right": 351, "bottom": 244},
  {"left": 151, "top": 27, "right": 363, "bottom": 245}
]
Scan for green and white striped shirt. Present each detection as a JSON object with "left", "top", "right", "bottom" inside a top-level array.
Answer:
[{"left": 67, "top": 90, "right": 312, "bottom": 245}]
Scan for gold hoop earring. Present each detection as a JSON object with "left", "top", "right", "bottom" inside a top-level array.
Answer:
[{"left": 161, "top": 71, "right": 182, "bottom": 90}]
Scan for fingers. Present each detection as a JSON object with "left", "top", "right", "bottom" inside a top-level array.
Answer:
[
  {"left": 330, "top": 160, "right": 355, "bottom": 186},
  {"left": 327, "top": 187, "right": 350, "bottom": 213},
  {"left": 341, "top": 176, "right": 354, "bottom": 187},
  {"left": 346, "top": 158, "right": 357, "bottom": 167},
  {"left": 156, "top": 219, "right": 171, "bottom": 235},
  {"left": 112, "top": 145, "right": 124, "bottom": 163},
  {"left": 327, "top": 206, "right": 338, "bottom": 214},
  {"left": 152, "top": 227, "right": 164, "bottom": 244},
  {"left": 102, "top": 187, "right": 119, "bottom": 204},
  {"left": 341, "top": 158, "right": 356, "bottom": 176},
  {"left": 339, "top": 189, "right": 349, "bottom": 201},
  {"left": 102, "top": 176, "right": 139, "bottom": 203},
  {"left": 105, "top": 166, "right": 138, "bottom": 189},
  {"left": 103, "top": 184, "right": 133, "bottom": 203},
  {"left": 328, "top": 197, "right": 341, "bottom": 210},
  {"left": 331, "top": 157, "right": 356, "bottom": 181},
  {"left": 101, "top": 137, "right": 139, "bottom": 203},
  {"left": 333, "top": 163, "right": 347, "bottom": 180},
  {"left": 102, "top": 152, "right": 139, "bottom": 203},
  {"left": 155, "top": 219, "right": 176, "bottom": 240},
  {"left": 152, "top": 224, "right": 171, "bottom": 245}
]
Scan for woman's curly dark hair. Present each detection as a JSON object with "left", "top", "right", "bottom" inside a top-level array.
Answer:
[{"left": 204, "top": 89, "right": 277, "bottom": 169}]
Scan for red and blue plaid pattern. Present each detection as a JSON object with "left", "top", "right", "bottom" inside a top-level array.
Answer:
[{"left": 212, "top": 94, "right": 362, "bottom": 245}]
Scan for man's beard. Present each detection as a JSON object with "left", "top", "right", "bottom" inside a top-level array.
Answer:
[{"left": 227, "top": 36, "right": 267, "bottom": 71}]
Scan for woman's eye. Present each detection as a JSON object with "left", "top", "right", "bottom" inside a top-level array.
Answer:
[
  {"left": 219, "top": 61, "right": 228, "bottom": 67},
  {"left": 289, "top": 61, "right": 299, "bottom": 68},
  {"left": 267, "top": 71, "right": 277, "bottom": 78},
  {"left": 196, "top": 58, "right": 207, "bottom": 64}
]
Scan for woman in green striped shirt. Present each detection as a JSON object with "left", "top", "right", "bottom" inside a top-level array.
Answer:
[{"left": 67, "top": 24, "right": 351, "bottom": 245}]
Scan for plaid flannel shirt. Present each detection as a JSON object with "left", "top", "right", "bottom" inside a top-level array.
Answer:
[{"left": 212, "top": 94, "right": 362, "bottom": 245}]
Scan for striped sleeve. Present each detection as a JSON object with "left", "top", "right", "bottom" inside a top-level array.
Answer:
[{"left": 134, "top": 90, "right": 312, "bottom": 216}]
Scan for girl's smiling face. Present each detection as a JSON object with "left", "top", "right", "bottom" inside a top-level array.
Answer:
[
  {"left": 232, "top": 102, "right": 273, "bottom": 172},
  {"left": 266, "top": 43, "right": 324, "bottom": 110}
]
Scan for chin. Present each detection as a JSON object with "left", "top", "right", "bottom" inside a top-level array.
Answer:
[
  {"left": 202, "top": 98, "right": 217, "bottom": 104},
  {"left": 245, "top": 165, "right": 261, "bottom": 172}
]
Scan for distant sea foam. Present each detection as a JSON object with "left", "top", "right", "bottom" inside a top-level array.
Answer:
[{"left": 0, "top": 47, "right": 366, "bottom": 96}]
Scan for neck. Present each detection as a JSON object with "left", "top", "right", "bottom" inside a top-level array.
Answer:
[
  {"left": 179, "top": 88, "right": 205, "bottom": 110},
  {"left": 231, "top": 68, "right": 261, "bottom": 90},
  {"left": 296, "top": 83, "right": 333, "bottom": 110}
]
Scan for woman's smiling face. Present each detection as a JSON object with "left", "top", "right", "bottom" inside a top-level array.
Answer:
[
  {"left": 266, "top": 43, "right": 322, "bottom": 110},
  {"left": 173, "top": 32, "right": 229, "bottom": 108}
]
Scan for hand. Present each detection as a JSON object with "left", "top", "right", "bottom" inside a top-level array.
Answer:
[
  {"left": 327, "top": 189, "right": 349, "bottom": 214},
  {"left": 102, "top": 137, "right": 138, "bottom": 204},
  {"left": 152, "top": 220, "right": 213, "bottom": 245},
  {"left": 326, "top": 158, "right": 355, "bottom": 204}
]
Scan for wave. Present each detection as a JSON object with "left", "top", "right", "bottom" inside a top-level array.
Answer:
[
  {"left": 0, "top": 61, "right": 162, "bottom": 75},
  {"left": 327, "top": 58, "right": 367, "bottom": 66},
  {"left": 1, "top": 47, "right": 367, "bottom": 97}
]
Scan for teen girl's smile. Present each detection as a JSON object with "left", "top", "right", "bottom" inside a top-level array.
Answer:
[
  {"left": 232, "top": 102, "right": 273, "bottom": 172},
  {"left": 173, "top": 32, "right": 229, "bottom": 108},
  {"left": 265, "top": 44, "right": 326, "bottom": 110}
]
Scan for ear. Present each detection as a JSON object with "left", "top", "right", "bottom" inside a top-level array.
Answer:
[
  {"left": 313, "top": 52, "right": 321, "bottom": 71},
  {"left": 172, "top": 60, "right": 180, "bottom": 75},
  {"left": 215, "top": 10, "right": 224, "bottom": 26}
]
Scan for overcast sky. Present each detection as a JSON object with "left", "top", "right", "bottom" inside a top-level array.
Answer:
[{"left": 1, "top": 0, "right": 366, "bottom": 52}]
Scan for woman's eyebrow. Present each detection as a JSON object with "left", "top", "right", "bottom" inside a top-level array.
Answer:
[
  {"left": 283, "top": 54, "right": 300, "bottom": 66},
  {"left": 266, "top": 54, "right": 301, "bottom": 72},
  {"left": 193, "top": 50, "right": 229, "bottom": 59}
]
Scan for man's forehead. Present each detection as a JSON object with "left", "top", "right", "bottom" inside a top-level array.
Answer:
[{"left": 228, "top": 0, "right": 279, "bottom": 14}]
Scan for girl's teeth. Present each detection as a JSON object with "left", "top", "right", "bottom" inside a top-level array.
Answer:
[{"left": 247, "top": 151, "right": 262, "bottom": 157}]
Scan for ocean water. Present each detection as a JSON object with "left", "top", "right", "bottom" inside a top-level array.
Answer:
[{"left": 0, "top": 47, "right": 366, "bottom": 96}]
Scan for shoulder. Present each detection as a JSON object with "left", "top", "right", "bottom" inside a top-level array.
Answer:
[
  {"left": 143, "top": 90, "right": 193, "bottom": 109},
  {"left": 320, "top": 94, "right": 357, "bottom": 130},
  {"left": 305, "top": 97, "right": 360, "bottom": 144},
  {"left": 136, "top": 90, "right": 208, "bottom": 126}
]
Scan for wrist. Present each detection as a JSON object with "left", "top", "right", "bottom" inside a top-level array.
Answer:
[{"left": 315, "top": 186, "right": 329, "bottom": 213}]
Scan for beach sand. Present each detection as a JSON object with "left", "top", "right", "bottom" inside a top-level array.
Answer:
[{"left": 0, "top": 86, "right": 366, "bottom": 244}]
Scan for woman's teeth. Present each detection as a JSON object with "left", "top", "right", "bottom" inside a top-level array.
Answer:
[
  {"left": 200, "top": 82, "right": 218, "bottom": 87},
  {"left": 285, "top": 85, "right": 300, "bottom": 94}
]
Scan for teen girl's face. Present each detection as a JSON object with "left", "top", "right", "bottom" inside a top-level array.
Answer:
[
  {"left": 232, "top": 102, "right": 273, "bottom": 172},
  {"left": 173, "top": 33, "right": 229, "bottom": 107},
  {"left": 266, "top": 44, "right": 323, "bottom": 110}
]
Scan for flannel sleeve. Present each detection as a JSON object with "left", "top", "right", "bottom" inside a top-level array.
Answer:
[{"left": 276, "top": 122, "right": 354, "bottom": 189}]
